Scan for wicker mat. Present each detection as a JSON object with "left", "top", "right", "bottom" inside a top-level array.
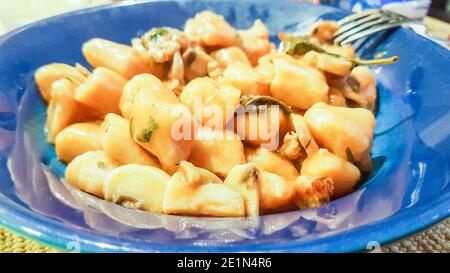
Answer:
[{"left": 1, "top": 218, "right": 448, "bottom": 253}]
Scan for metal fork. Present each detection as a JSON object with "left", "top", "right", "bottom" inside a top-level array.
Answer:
[{"left": 333, "top": 9, "right": 422, "bottom": 45}]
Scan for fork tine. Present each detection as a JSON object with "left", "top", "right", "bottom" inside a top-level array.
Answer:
[
  {"left": 337, "top": 9, "right": 381, "bottom": 26},
  {"left": 339, "top": 22, "right": 404, "bottom": 45},
  {"left": 334, "top": 12, "right": 389, "bottom": 38},
  {"left": 334, "top": 17, "right": 396, "bottom": 44}
]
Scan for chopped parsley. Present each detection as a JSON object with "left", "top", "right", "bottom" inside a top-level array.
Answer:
[
  {"left": 148, "top": 28, "right": 168, "bottom": 41},
  {"left": 136, "top": 115, "right": 159, "bottom": 142},
  {"left": 97, "top": 161, "right": 105, "bottom": 169}
]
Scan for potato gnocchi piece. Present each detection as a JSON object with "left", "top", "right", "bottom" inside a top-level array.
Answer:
[
  {"left": 223, "top": 163, "right": 260, "bottom": 216},
  {"left": 208, "top": 47, "right": 251, "bottom": 78},
  {"left": 65, "top": 151, "right": 121, "bottom": 198},
  {"left": 322, "top": 44, "right": 355, "bottom": 59},
  {"left": 46, "top": 79, "right": 102, "bottom": 143},
  {"left": 245, "top": 147, "right": 299, "bottom": 180},
  {"left": 55, "top": 121, "right": 102, "bottom": 163},
  {"left": 184, "top": 11, "right": 241, "bottom": 47},
  {"left": 35, "top": 63, "right": 89, "bottom": 102},
  {"left": 304, "top": 102, "right": 375, "bottom": 164},
  {"left": 238, "top": 19, "right": 274, "bottom": 65},
  {"left": 130, "top": 89, "right": 195, "bottom": 171},
  {"left": 309, "top": 21, "right": 340, "bottom": 43},
  {"left": 270, "top": 58, "right": 329, "bottom": 109},
  {"left": 75, "top": 67, "right": 127, "bottom": 115},
  {"left": 163, "top": 161, "right": 245, "bottom": 217},
  {"left": 303, "top": 51, "right": 353, "bottom": 77},
  {"left": 180, "top": 77, "right": 241, "bottom": 129},
  {"left": 120, "top": 73, "right": 178, "bottom": 119},
  {"left": 301, "top": 149, "right": 360, "bottom": 198},
  {"left": 100, "top": 113, "right": 160, "bottom": 167},
  {"left": 188, "top": 127, "right": 245, "bottom": 178},
  {"left": 210, "top": 47, "right": 251, "bottom": 67},
  {"left": 82, "top": 38, "right": 164, "bottom": 79},
  {"left": 255, "top": 61, "right": 275, "bottom": 84},
  {"left": 258, "top": 170, "right": 295, "bottom": 213},
  {"left": 222, "top": 63, "right": 270, "bottom": 96},
  {"left": 293, "top": 175, "right": 334, "bottom": 209},
  {"left": 104, "top": 164, "right": 170, "bottom": 213}
]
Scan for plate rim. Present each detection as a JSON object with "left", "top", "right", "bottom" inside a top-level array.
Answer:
[{"left": 0, "top": 0, "right": 449, "bottom": 253}]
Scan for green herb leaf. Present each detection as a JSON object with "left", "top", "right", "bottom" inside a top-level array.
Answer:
[
  {"left": 279, "top": 35, "right": 398, "bottom": 66},
  {"left": 97, "top": 161, "right": 105, "bottom": 169},
  {"left": 345, "top": 147, "right": 355, "bottom": 163},
  {"left": 148, "top": 28, "right": 168, "bottom": 41},
  {"left": 279, "top": 36, "right": 326, "bottom": 56},
  {"left": 136, "top": 115, "right": 159, "bottom": 142}
]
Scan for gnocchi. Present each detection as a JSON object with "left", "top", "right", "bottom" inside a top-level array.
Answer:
[
  {"left": 36, "top": 10, "right": 397, "bottom": 217},
  {"left": 55, "top": 121, "right": 102, "bottom": 163}
]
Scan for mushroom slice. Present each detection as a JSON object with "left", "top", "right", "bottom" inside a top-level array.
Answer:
[
  {"left": 279, "top": 114, "right": 319, "bottom": 169},
  {"left": 65, "top": 151, "right": 121, "bottom": 199},
  {"left": 224, "top": 163, "right": 260, "bottom": 217},
  {"left": 163, "top": 161, "right": 245, "bottom": 217},
  {"left": 104, "top": 164, "right": 171, "bottom": 213},
  {"left": 182, "top": 46, "right": 215, "bottom": 82}
]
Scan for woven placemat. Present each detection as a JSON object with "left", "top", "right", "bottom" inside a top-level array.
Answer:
[{"left": 1, "top": 218, "right": 448, "bottom": 253}]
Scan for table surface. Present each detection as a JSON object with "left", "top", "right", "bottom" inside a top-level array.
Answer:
[
  {"left": 1, "top": 218, "right": 449, "bottom": 252},
  {"left": 0, "top": 0, "right": 449, "bottom": 253}
]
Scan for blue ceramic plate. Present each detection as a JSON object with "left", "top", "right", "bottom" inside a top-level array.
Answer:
[{"left": 0, "top": 0, "right": 449, "bottom": 253}]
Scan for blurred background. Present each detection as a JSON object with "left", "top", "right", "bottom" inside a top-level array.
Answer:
[{"left": 0, "top": 0, "right": 448, "bottom": 47}]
